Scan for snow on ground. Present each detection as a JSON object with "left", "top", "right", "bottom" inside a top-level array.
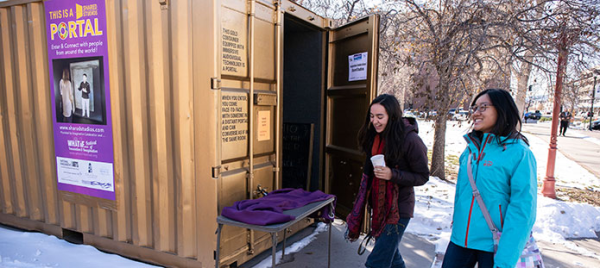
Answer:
[
  {"left": 250, "top": 222, "right": 330, "bottom": 268},
  {"left": 418, "top": 120, "right": 471, "bottom": 158},
  {"left": 411, "top": 177, "right": 600, "bottom": 260},
  {"left": 0, "top": 224, "right": 158, "bottom": 268},
  {"left": 1, "top": 120, "right": 599, "bottom": 267}
]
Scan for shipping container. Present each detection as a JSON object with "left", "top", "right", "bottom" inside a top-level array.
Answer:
[{"left": 0, "top": 0, "right": 379, "bottom": 267}]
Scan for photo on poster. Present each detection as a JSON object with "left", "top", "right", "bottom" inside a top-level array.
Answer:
[{"left": 53, "top": 57, "right": 107, "bottom": 125}]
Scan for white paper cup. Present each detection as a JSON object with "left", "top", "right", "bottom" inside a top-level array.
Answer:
[{"left": 370, "top": 154, "right": 386, "bottom": 167}]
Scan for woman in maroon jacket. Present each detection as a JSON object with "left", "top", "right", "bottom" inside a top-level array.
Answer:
[{"left": 346, "top": 94, "right": 430, "bottom": 268}]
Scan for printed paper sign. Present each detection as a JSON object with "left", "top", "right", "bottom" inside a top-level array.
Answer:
[
  {"left": 221, "top": 92, "right": 249, "bottom": 160},
  {"left": 45, "top": 0, "right": 115, "bottom": 200},
  {"left": 257, "top": 110, "right": 271, "bottom": 141},
  {"left": 348, "top": 52, "right": 368, "bottom": 81}
]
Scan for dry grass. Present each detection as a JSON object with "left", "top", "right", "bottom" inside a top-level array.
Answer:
[{"left": 556, "top": 186, "right": 600, "bottom": 207}]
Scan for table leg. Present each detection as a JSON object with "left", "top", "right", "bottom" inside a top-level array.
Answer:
[
  {"left": 282, "top": 228, "right": 287, "bottom": 257},
  {"left": 216, "top": 224, "right": 223, "bottom": 268},
  {"left": 271, "top": 232, "right": 278, "bottom": 268},
  {"left": 328, "top": 222, "right": 332, "bottom": 268}
]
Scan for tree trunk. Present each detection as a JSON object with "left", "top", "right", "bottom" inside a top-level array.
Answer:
[
  {"left": 430, "top": 113, "right": 447, "bottom": 180},
  {"left": 515, "top": 54, "right": 533, "bottom": 117}
]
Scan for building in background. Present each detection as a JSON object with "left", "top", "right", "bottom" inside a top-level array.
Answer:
[{"left": 576, "top": 66, "right": 600, "bottom": 117}]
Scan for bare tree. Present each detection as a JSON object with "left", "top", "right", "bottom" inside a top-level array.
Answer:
[
  {"left": 381, "top": 0, "right": 521, "bottom": 179},
  {"left": 294, "top": 0, "right": 600, "bottom": 181},
  {"left": 290, "top": 0, "right": 369, "bottom": 25},
  {"left": 509, "top": 0, "right": 600, "bottom": 117}
]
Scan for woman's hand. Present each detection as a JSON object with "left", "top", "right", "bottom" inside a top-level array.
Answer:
[{"left": 374, "top": 166, "right": 392, "bottom": 180}]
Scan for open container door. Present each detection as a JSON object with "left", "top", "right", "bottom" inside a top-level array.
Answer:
[{"left": 325, "top": 15, "right": 379, "bottom": 218}]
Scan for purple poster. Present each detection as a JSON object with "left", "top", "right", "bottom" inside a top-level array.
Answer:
[{"left": 45, "top": 0, "right": 115, "bottom": 200}]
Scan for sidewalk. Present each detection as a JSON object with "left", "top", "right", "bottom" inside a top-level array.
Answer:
[
  {"left": 537, "top": 234, "right": 600, "bottom": 268},
  {"left": 244, "top": 219, "right": 435, "bottom": 268},
  {"left": 245, "top": 219, "right": 600, "bottom": 268}
]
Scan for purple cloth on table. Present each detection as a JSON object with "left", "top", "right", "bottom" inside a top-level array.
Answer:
[{"left": 221, "top": 188, "right": 336, "bottom": 226}]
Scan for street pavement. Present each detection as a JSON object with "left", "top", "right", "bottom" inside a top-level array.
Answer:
[
  {"left": 521, "top": 121, "right": 600, "bottom": 178},
  {"left": 241, "top": 122, "right": 600, "bottom": 268}
]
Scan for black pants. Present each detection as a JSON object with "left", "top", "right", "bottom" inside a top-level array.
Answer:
[
  {"left": 560, "top": 121, "right": 569, "bottom": 135},
  {"left": 63, "top": 115, "right": 73, "bottom": 123},
  {"left": 441, "top": 241, "right": 494, "bottom": 268}
]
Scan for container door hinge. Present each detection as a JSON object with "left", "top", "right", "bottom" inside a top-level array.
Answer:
[
  {"left": 211, "top": 78, "right": 221, "bottom": 90},
  {"left": 212, "top": 166, "right": 221, "bottom": 178}
]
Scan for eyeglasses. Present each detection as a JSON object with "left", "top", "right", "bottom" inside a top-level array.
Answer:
[{"left": 469, "top": 104, "right": 494, "bottom": 113}]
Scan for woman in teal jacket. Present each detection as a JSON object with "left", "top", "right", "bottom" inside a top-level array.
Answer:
[{"left": 442, "top": 89, "right": 537, "bottom": 268}]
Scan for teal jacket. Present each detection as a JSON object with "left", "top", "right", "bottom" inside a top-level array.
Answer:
[{"left": 450, "top": 132, "right": 537, "bottom": 268}]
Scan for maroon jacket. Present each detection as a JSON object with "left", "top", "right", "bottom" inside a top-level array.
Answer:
[{"left": 364, "top": 117, "right": 430, "bottom": 218}]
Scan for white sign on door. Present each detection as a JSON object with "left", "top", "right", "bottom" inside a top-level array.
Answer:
[
  {"left": 257, "top": 110, "right": 271, "bottom": 141},
  {"left": 348, "top": 52, "right": 368, "bottom": 81}
]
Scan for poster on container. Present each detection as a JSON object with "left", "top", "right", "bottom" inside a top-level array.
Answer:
[
  {"left": 348, "top": 52, "right": 368, "bottom": 81},
  {"left": 45, "top": 0, "right": 115, "bottom": 202}
]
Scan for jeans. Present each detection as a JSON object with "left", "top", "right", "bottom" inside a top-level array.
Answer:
[
  {"left": 365, "top": 218, "right": 410, "bottom": 268},
  {"left": 441, "top": 241, "right": 494, "bottom": 268}
]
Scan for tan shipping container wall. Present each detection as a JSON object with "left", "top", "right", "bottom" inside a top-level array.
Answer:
[
  {"left": 0, "top": 0, "right": 338, "bottom": 266},
  {"left": 0, "top": 0, "right": 56, "bottom": 227},
  {"left": 0, "top": 0, "right": 220, "bottom": 267}
]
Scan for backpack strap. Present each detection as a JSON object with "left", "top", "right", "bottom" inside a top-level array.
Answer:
[{"left": 467, "top": 155, "right": 500, "bottom": 251}]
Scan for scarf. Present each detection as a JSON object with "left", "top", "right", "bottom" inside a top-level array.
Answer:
[
  {"left": 345, "top": 135, "right": 399, "bottom": 240},
  {"left": 370, "top": 135, "right": 400, "bottom": 237}
]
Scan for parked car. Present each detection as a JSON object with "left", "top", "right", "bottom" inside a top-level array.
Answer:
[
  {"left": 592, "top": 120, "right": 600, "bottom": 130},
  {"left": 578, "top": 111, "right": 589, "bottom": 119},
  {"left": 447, "top": 108, "right": 457, "bottom": 120},
  {"left": 414, "top": 111, "right": 427, "bottom": 118},
  {"left": 453, "top": 110, "right": 469, "bottom": 121},
  {"left": 524, "top": 110, "right": 542, "bottom": 120},
  {"left": 404, "top": 111, "right": 416, "bottom": 118}
]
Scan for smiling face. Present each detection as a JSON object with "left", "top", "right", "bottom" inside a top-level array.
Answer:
[
  {"left": 471, "top": 94, "right": 497, "bottom": 133},
  {"left": 370, "top": 103, "right": 389, "bottom": 133}
]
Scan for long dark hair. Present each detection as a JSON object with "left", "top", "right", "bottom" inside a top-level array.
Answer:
[
  {"left": 357, "top": 94, "right": 405, "bottom": 166},
  {"left": 471, "top": 88, "right": 528, "bottom": 144},
  {"left": 62, "top": 68, "right": 70, "bottom": 81}
]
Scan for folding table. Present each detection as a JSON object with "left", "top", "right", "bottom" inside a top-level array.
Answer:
[{"left": 215, "top": 197, "right": 335, "bottom": 268}]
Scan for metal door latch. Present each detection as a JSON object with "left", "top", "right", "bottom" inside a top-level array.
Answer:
[
  {"left": 254, "top": 184, "right": 269, "bottom": 197},
  {"left": 211, "top": 166, "right": 221, "bottom": 178},
  {"left": 211, "top": 77, "right": 221, "bottom": 90}
]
